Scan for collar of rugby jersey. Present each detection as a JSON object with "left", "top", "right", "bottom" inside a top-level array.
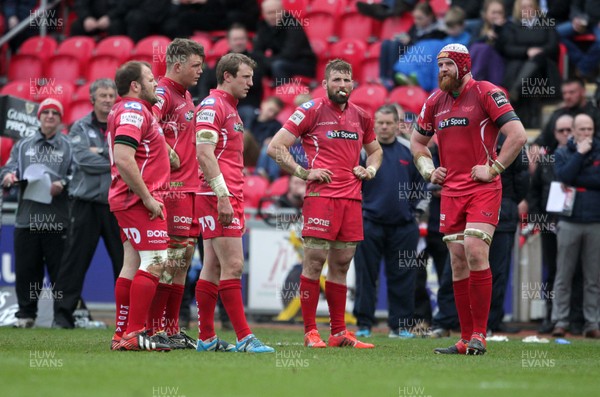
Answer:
[
  {"left": 162, "top": 76, "right": 187, "bottom": 97},
  {"left": 443, "top": 77, "right": 476, "bottom": 101},
  {"left": 323, "top": 96, "right": 347, "bottom": 114},
  {"left": 120, "top": 96, "right": 154, "bottom": 111},
  {"left": 211, "top": 88, "right": 239, "bottom": 107},
  {"left": 33, "top": 128, "right": 61, "bottom": 147}
]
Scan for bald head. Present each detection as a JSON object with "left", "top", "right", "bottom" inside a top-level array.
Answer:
[
  {"left": 554, "top": 114, "right": 573, "bottom": 147},
  {"left": 573, "top": 113, "right": 594, "bottom": 142},
  {"left": 262, "top": 0, "right": 283, "bottom": 26}
]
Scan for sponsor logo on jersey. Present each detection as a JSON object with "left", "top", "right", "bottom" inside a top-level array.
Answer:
[
  {"left": 196, "top": 109, "right": 216, "bottom": 124},
  {"left": 173, "top": 216, "right": 193, "bottom": 224},
  {"left": 440, "top": 214, "right": 445, "bottom": 221},
  {"left": 124, "top": 102, "right": 142, "bottom": 111},
  {"left": 175, "top": 103, "right": 186, "bottom": 111},
  {"left": 233, "top": 122, "right": 244, "bottom": 132},
  {"left": 200, "top": 98, "right": 215, "bottom": 106},
  {"left": 317, "top": 121, "right": 336, "bottom": 126},
  {"left": 325, "top": 130, "right": 359, "bottom": 140},
  {"left": 438, "top": 117, "right": 469, "bottom": 129},
  {"left": 307, "top": 217, "right": 330, "bottom": 227},
  {"left": 301, "top": 100, "right": 314, "bottom": 110},
  {"left": 290, "top": 110, "right": 305, "bottom": 126},
  {"left": 185, "top": 110, "right": 194, "bottom": 121},
  {"left": 120, "top": 112, "right": 144, "bottom": 128},
  {"left": 147, "top": 229, "right": 168, "bottom": 238},
  {"left": 434, "top": 109, "right": 450, "bottom": 118},
  {"left": 491, "top": 91, "right": 509, "bottom": 107},
  {"left": 462, "top": 105, "right": 475, "bottom": 112},
  {"left": 156, "top": 87, "right": 166, "bottom": 95}
]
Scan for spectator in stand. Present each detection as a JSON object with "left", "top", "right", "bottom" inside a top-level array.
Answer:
[
  {"left": 533, "top": 78, "right": 600, "bottom": 153},
  {"left": 469, "top": 0, "right": 507, "bottom": 86},
  {"left": 527, "top": 114, "right": 585, "bottom": 334},
  {"left": 496, "top": 0, "right": 561, "bottom": 126},
  {"left": 276, "top": 176, "right": 306, "bottom": 209},
  {"left": 70, "top": 0, "right": 125, "bottom": 37},
  {"left": 171, "top": 0, "right": 259, "bottom": 37},
  {"left": 356, "top": 0, "right": 417, "bottom": 21},
  {"left": 195, "top": 23, "right": 263, "bottom": 125},
  {"left": 253, "top": 0, "right": 316, "bottom": 83},
  {"left": 52, "top": 79, "right": 124, "bottom": 329},
  {"left": 555, "top": 1, "right": 600, "bottom": 81},
  {"left": 4, "top": 0, "right": 38, "bottom": 53},
  {"left": 1, "top": 99, "right": 73, "bottom": 328},
  {"left": 122, "top": 0, "right": 177, "bottom": 42},
  {"left": 379, "top": 2, "right": 446, "bottom": 90},
  {"left": 452, "top": 0, "right": 484, "bottom": 37},
  {"left": 551, "top": 113, "right": 600, "bottom": 339}
]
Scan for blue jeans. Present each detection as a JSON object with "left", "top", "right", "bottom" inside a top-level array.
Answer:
[{"left": 556, "top": 21, "right": 600, "bottom": 76}]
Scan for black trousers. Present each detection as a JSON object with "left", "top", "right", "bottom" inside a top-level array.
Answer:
[
  {"left": 353, "top": 219, "right": 419, "bottom": 330},
  {"left": 414, "top": 231, "right": 448, "bottom": 323},
  {"left": 487, "top": 231, "right": 515, "bottom": 331},
  {"left": 14, "top": 228, "right": 66, "bottom": 319},
  {"left": 53, "top": 200, "right": 123, "bottom": 327}
]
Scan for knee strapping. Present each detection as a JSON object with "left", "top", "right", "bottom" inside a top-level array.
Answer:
[
  {"left": 139, "top": 250, "right": 168, "bottom": 272},
  {"left": 442, "top": 233, "right": 464, "bottom": 244},
  {"left": 303, "top": 237, "right": 330, "bottom": 249},
  {"left": 331, "top": 241, "right": 358, "bottom": 249},
  {"left": 464, "top": 228, "right": 493, "bottom": 245}
]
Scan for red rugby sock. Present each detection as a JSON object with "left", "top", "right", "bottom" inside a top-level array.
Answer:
[
  {"left": 114, "top": 277, "right": 131, "bottom": 337},
  {"left": 469, "top": 268, "right": 492, "bottom": 336},
  {"left": 219, "top": 279, "right": 251, "bottom": 341},
  {"left": 453, "top": 277, "right": 473, "bottom": 341},
  {"left": 195, "top": 279, "right": 218, "bottom": 341},
  {"left": 325, "top": 281, "right": 347, "bottom": 335},
  {"left": 125, "top": 270, "right": 159, "bottom": 334},
  {"left": 300, "top": 275, "right": 320, "bottom": 334},
  {"left": 146, "top": 282, "right": 171, "bottom": 335},
  {"left": 164, "top": 283, "right": 185, "bottom": 335}
]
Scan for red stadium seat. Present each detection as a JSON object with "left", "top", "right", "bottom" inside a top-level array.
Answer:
[
  {"left": 339, "top": 11, "right": 375, "bottom": 41},
  {"left": 308, "top": 0, "right": 345, "bottom": 15},
  {"left": 282, "top": 0, "right": 309, "bottom": 19},
  {"left": 310, "top": 39, "right": 331, "bottom": 81},
  {"left": 56, "top": 36, "right": 95, "bottom": 73},
  {"left": 18, "top": 35, "right": 58, "bottom": 62},
  {"left": 243, "top": 175, "right": 270, "bottom": 208},
  {"left": 134, "top": 35, "right": 171, "bottom": 59},
  {"left": 191, "top": 34, "right": 213, "bottom": 55},
  {"left": 207, "top": 38, "right": 230, "bottom": 67},
  {"left": 1, "top": 137, "right": 15, "bottom": 167},
  {"left": 8, "top": 54, "right": 43, "bottom": 81},
  {"left": 46, "top": 54, "right": 81, "bottom": 83},
  {"left": 35, "top": 81, "right": 75, "bottom": 104},
  {"left": 310, "top": 85, "right": 326, "bottom": 99},
  {"left": 75, "top": 82, "right": 92, "bottom": 101},
  {"left": 267, "top": 176, "right": 290, "bottom": 196},
  {"left": 558, "top": 43, "right": 567, "bottom": 79},
  {"left": 381, "top": 13, "right": 413, "bottom": 40},
  {"left": 429, "top": 0, "right": 450, "bottom": 17},
  {"left": 275, "top": 83, "right": 310, "bottom": 107},
  {"left": 1, "top": 80, "right": 34, "bottom": 100},
  {"left": 66, "top": 99, "right": 93, "bottom": 125},
  {"left": 388, "top": 85, "right": 429, "bottom": 114},
  {"left": 351, "top": 83, "right": 387, "bottom": 115},
  {"left": 360, "top": 42, "right": 382, "bottom": 83},
  {"left": 86, "top": 55, "right": 121, "bottom": 81},
  {"left": 95, "top": 36, "right": 135, "bottom": 63},
  {"left": 330, "top": 39, "right": 367, "bottom": 81},
  {"left": 304, "top": 11, "right": 338, "bottom": 42}
]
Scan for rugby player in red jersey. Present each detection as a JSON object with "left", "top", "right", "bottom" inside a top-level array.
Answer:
[
  {"left": 108, "top": 61, "right": 171, "bottom": 351},
  {"left": 194, "top": 53, "right": 273, "bottom": 353},
  {"left": 410, "top": 44, "right": 527, "bottom": 355},
  {"left": 146, "top": 38, "right": 204, "bottom": 349},
  {"left": 267, "top": 59, "right": 383, "bottom": 349}
]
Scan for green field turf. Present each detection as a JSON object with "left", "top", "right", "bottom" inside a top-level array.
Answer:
[{"left": 1, "top": 327, "right": 598, "bottom": 397}]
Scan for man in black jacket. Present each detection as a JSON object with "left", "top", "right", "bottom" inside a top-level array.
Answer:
[
  {"left": 53, "top": 79, "right": 124, "bottom": 328},
  {"left": 253, "top": 0, "right": 316, "bottom": 82},
  {"left": 71, "top": 0, "right": 125, "bottom": 37},
  {"left": 551, "top": 113, "right": 600, "bottom": 339}
]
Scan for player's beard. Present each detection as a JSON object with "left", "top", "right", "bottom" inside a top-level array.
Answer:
[
  {"left": 327, "top": 86, "right": 350, "bottom": 104},
  {"left": 140, "top": 84, "right": 158, "bottom": 105},
  {"left": 439, "top": 73, "right": 461, "bottom": 93}
]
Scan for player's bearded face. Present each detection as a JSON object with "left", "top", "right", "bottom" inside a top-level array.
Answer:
[
  {"left": 326, "top": 71, "right": 352, "bottom": 104},
  {"left": 140, "top": 81, "right": 158, "bottom": 105},
  {"left": 438, "top": 70, "right": 461, "bottom": 93}
]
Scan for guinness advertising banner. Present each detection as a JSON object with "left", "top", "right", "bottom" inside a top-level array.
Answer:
[{"left": 0, "top": 95, "right": 40, "bottom": 140}]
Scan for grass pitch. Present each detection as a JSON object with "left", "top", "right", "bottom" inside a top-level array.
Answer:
[{"left": 1, "top": 327, "right": 598, "bottom": 397}]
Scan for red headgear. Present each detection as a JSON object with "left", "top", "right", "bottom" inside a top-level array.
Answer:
[
  {"left": 37, "top": 98, "right": 64, "bottom": 119},
  {"left": 437, "top": 43, "right": 471, "bottom": 80}
]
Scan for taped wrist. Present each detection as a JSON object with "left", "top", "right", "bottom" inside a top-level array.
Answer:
[
  {"left": 366, "top": 166, "right": 377, "bottom": 178},
  {"left": 415, "top": 153, "right": 435, "bottom": 181},
  {"left": 491, "top": 159, "right": 505, "bottom": 175},
  {"left": 293, "top": 165, "right": 309, "bottom": 180},
  {"left": 208, "top": 173, "right": 230, "bottom": 197}
]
